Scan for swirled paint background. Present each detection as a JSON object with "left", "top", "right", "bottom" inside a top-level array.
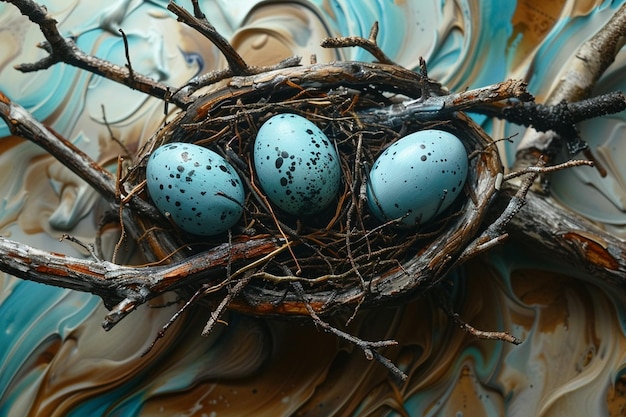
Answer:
[{"left": 1, "top": 0, "right": 626, "bottom": 416}]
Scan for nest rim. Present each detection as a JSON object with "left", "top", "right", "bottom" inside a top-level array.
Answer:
[{"left": 128, "top": 60, "right": 503, "bottom": 317}]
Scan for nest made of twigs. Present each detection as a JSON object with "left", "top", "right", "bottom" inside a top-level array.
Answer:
[{"left": 126, "top": 61, "right": 502, "bottom": 316}]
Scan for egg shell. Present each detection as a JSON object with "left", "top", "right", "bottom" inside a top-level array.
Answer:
[
  {"left": 366, "top": 129, "right": 468, "bottom": 226},
  {"left": 253, "top": 113, "right": 341, "bottom": 215},
  {"left": 146, "top": 142, "right": 245, "bottom": 236}
]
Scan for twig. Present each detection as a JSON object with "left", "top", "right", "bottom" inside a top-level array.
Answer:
[
  {"left": 118, "top": 28, "right": 135, "bottom": 86},
  {"left": 451, "top": 313, "right": 521, "bottom": 345},
  {"left": 503, "top": 159, "right": 594, "bottom": 181},
  {"left": 142, "top": 286, "right": 205, "bottom": 356},
  {"left": 456, "top": 157, "right": 545, "bottom": 264},
  {"left": 101, "top": 104, "right": 132, "bottom": 160},
  {"left": 3, "top": 0, "right": 189, "bottom": 108},
  {"left": 201, "top": 273, "right": 254, "bottom": 336},
  {"left": 60, "top": 233, "right": 101, "bottom": 261},
  {"left": 167, "top": 1, "right": 250, "bottom": 75},
  {"left": 0, "top": 91, "right": 161, "bottom": 220},
  {"left": 176, "top": 56, "right": 302, "bottom": 97},
  {"left": 291, "top": 282, "right": 407, "bottom": 381},
  {"left": 320, "top": 21, "right": 397, "bottom": 66}
]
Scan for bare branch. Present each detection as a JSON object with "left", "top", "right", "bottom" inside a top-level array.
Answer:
[
  {"left": 3, "top": 0, "right": 189, "bottom": 108},
  {"left": 0, "top": 92, "right": 161, "bottom": 220},
  {"left": 291, "top": 282, "right": 407, "bottom": 381},
  {"left": 167, "top": 1, "right": 250, "bottom": 75},
  {"left": 321, "top": 21, "right": 397, "bottom": 66},
  {"left": 516, "top": 4, "right": 626, "bottom": 163}
]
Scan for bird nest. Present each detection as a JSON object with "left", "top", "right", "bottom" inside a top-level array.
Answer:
[{"left": 126, "top": 59, "right": 508, "bottom": 318}]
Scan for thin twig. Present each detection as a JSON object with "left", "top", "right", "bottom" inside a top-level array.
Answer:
[
  {"left": 201, "top": 273, "right": 254, "bottom": 336},
  {"left": 4, "top": 0, "right": 189, "bottom": 107},
  {"left": 321, "top": 21, "right": 397, "bottom": 66},
  {"left": 167, "top": 1, "right": 250, "bottom": 75},
  {"left": 142, "top": 287, "right": 205, "bottom": 356},
  {"left": 456, "top": 157, "right": 547, "bottom": 264},
  {"left": 118, "top": 28, "right": 135, "bottom": 85},
  {"left": 503, "top": 159, "right": 594, "bottom": 181},
  {"left": 60, "top": 234, "right": 101, "bottom": 261},
  {"left": 292, "top": 282, "right": 407, "bottom": 381},
  {"left": 452, "top": 313, "right": 521, "bottom": 345}
]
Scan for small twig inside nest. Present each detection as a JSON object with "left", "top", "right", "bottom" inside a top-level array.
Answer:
[
  {"left": 321, "top": 21, "right": 397, "bottom": 66},
  {"left": 291, "top": 282, "right": 407, "bottom": 381}
]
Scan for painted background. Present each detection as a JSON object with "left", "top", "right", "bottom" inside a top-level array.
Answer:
[{"left": 1, "top": 1, "right": 625, "bottom": 415}]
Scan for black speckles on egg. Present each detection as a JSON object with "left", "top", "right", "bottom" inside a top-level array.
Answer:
[
  {"left": 146, "top": 142, "right": 245, "bottom": 236},
  {"left": 366, "top": 129, "right": 469, "bottom": 226},
  {"left": 254, "top": 113, "right": 341, "bottom": 215}
]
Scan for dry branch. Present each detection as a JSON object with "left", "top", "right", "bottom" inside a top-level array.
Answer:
[
  {"left": 2, "top": 0, "right": 190, "bottom": 107},
  {"left": 516, "top": 3, "right": 626, "bottom": 161},
  {"left": 0, "top": 92, "right": 161, "bottom": 220}
]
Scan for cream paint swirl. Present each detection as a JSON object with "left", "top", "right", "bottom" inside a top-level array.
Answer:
[{"left": 1, "top": 1, "right": 626, "bottom": 416}]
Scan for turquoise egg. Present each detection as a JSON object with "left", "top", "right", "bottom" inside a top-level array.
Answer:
[
  {"left": 146, "top": 142, "right": 245, "bottom": 236},
  {"left": 253, "top": 114, "right": 341, "bottom": 215},
  {"left": 366, "top": 130, "right": 468, "bottom": 226}
]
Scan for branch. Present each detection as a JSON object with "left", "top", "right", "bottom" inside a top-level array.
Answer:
[
  {"left": 3, "top": 0, "right": 189, "bottom": 108},
  {"left": 321, "top": 21, "right": 397, "bottom": 66},
  {"left": 481, "top": 91, "right": 626, "bottom": 155},
  {"left": 0, "top": 91, "right": 162, "bottom": 220},
  {"left": 291, "top": 282, "right": 407, "bottom": 381},
  {"left": 451, "top": 313, "right": 521, "bottom": 344},
  {"left": 491, "top": 186, "right": 626, "bottom": 287},
  {"left": 516, "top": 4, "right": 626, "bottom": 162},
  {"left": 167, "top": 1, "right": 250, "bottom": 75},
  {"left": 0, "top": 230, "right": 282, "bottom": 323},
  {"left": 359, "top": 79, "right": 533, "bottom": 127},
  {"left": 457, "top": 158, "right": 595, "bottom": 263}
]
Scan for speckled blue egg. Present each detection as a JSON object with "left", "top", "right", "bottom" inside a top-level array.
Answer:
[
  {"left": 253, "top": 113, "right": 341, "bottom": 215},
  {"left": 146, "top": 142, "right": 245, "bottom": 236},
  {"left": 366, "top": 129, "right": 468, "bottom": 226}
]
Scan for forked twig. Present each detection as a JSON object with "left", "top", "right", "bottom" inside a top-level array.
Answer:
[
  {"left": 3, "top": 0, "right": 189, "bottom": 107},
  {"left": 167, "top": 1, "right": 250, "bottom": 75},
  {"left": 291, "top": 282, "right": 407, "bottom": 381},
  {"left": 321, "top": 21, "right": 397, "bottom": 66}
]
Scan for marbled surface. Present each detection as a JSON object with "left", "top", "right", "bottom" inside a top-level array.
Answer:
[{"left": 1, "top": 1, "right": 625, "bottom": 416}]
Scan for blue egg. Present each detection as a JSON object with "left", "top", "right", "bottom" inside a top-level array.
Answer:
[
  {"left": 146, "top": 142, "right": 245, "bottom": 236},
  {"left": 366, "top": 130, "right": 468, "bottom": 226},
  {"left": 253, "top": 114, "right": 341, "bottom": 215}
]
